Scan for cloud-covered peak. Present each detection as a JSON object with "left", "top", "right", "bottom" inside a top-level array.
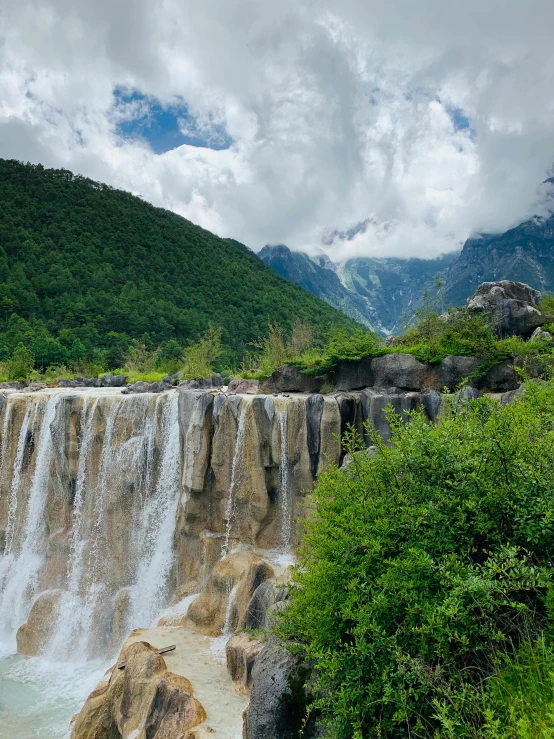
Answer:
[{"left": 0, "top": 0, "right": 553, "bottom": 258}]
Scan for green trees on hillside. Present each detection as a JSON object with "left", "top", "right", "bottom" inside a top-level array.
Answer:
[
  {"left": 0, "top": 159, "right": 355, "bottom": 375},
  {"left": 279, "top": 380, "right": 554, "bottom": 738}
]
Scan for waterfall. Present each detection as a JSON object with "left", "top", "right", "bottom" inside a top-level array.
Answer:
[
  {"left": 0, "top": 396, "right": 60, "bottom": 646},
  {"left": 278, "top": 411, "right": 292, "bottom": 551},
  {"left": 127, "top": 394, "right": 181, "bottom": 629},
  {"left": 47, "top": 399, "right": 98, "bottom": 659},
  {"left": 4, "top": 403, "right": 32, "bottom": 559},
  {"left": 222, "top": 406, "right": 247, "bottom": 558}
]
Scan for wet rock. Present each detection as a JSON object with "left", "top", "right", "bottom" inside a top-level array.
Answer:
[
  {"left": 305, "top": 394, "right": 324, "bottom": 477},
  {"left": 231, "top": 559, "right": 275, "bottom": 631},
  {"left": 241, "top": 581, "right": 289, "bottom": 632},
  {"left": 179, "top": 374, "right": 223, "bottom": 390},
  {"left": 370, "top": 353, "right": 426, "bottom": 391},
  {"left": 228, "top": 378, "right": 261, "bottom": 394},
  {"left": 100, "top": 373, "right": 126, "bottom": 388},
  {"left": 243, "top": 642, "right": 309, "bottom": 739},
  {"left": 226, "top": 633, "right": 264, "bottom": 695},
  {"left": 17, "top": 589, "right": 61, "bottom": 656},
  {"left": 184, "top": 551, "right": 257, "bottom": 636},
  {"left": 467, "top": 280, "right": 543, "bottom": 337},
  {"left": 422, "top": 389, "right": 442, "bottom": 423},
  {"left": 70, "top": 641, "right": 206, "bottom": 739}
]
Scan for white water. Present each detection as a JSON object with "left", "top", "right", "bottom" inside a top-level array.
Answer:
[
  {"left": 210, "top": 582, "right": 239, "bottom": 662},
  {"left": 278, "top": 410, "right": 292, "bottom": 550},
  {"left": 0, "top": 397, "right": 60, "bottom": 648},
  {"left": 47, "top": 399, "right": 98, "bottom": 660},
  {"left": 222, "top": 406, "right": 247, "bottom": 558},
  {"left": 127, "top": 395, "right": 181, "bottom": 629}
]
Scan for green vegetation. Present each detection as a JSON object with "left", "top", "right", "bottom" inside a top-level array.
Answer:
[
  {"left": 278, "top": 379, "right": 554, "bottom": 738},
  {"left": 0, "top": 159, "right": 355, "bottom": 379}
]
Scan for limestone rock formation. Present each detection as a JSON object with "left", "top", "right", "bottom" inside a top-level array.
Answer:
[
  {"left": 16, "top": 589, "right": 61, "bottom": 656},
  {"left": 226, "top": 633, "right": 265, "bottom": 695},
  {"left": 70, "top": 641, "right": 206, "bottom": 739},
  {"left": 243, "top": 642, "right": 309, "bottom": 739},
  {"left": 467, "top": 280, "right": 543, "bottom": 337}
]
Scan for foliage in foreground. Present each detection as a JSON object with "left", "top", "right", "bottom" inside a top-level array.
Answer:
[{"left": 278, "top": 380, "right": 554, "bottom": 738}]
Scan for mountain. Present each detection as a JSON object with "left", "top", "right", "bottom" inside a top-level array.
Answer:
[
  {"left": 0, "top": 160, "right": 355, "bottom": 364},
  {"left": 260, "top": 244, "right": 456, "bottom": 334},
  {"left": 445, "top": 204, "right": 554, "bottom": 307},
  {"left": 261, "top": 182, "right": 554, "bottom": 335},
  {"left": 258, "top": 244, "right": 375, "bottom": 328}
]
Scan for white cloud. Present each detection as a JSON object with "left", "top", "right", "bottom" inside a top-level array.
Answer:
[{"left": 0, "top": 0, "right": 553, "bottom": 259}]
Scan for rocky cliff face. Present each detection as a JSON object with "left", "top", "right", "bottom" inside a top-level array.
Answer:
[{"left": 0, "top": 388, "right": 348, "bottom": 662}]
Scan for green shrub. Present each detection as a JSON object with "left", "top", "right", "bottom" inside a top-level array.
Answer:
[
  {"left": 278, "top": 380, "right": 554, "bottom": 738},
  {"left": 7, "top": 343, "right": 35, "bottom": 380},
  {"left": 182, "top": 325, "right": 222, "bottom": 380}
]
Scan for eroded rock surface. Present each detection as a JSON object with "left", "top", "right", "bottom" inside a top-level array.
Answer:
[{"left": 71, "top": 641, "right": 206, "bottom": 739}]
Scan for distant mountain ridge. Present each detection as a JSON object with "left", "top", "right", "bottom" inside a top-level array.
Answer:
[
  {"left": 260, "top": 244, "right": 457, "bottom": 334},
  {"left": 260, "top": 190, "right": 554, "bottom": 335}
]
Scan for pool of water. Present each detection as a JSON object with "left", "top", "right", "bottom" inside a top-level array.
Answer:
[{"left": 0, "top": 652, "right": 107, "bottom": 739}]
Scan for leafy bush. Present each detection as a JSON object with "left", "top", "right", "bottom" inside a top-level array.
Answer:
[
  {"left": 182, "top": 325, "right": 222, "bottom": 379},
  {"left": 7, "top": 343, "right": 35, "bottom": 380},
  {"left": 279, "top": 381, "right": 554, "bottom": 738}
]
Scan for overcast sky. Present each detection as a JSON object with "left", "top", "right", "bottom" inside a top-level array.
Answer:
[{"left": 1, "top": 1, "right": 554, "bottom": 260}]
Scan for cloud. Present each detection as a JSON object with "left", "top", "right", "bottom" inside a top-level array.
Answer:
[{"left": 0, "top": 0, "right": 553, "bottom": 259}]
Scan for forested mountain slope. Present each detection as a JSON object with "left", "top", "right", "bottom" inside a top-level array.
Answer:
[{"left": 0, "top": 160, "right": 355, "bottom": 364}]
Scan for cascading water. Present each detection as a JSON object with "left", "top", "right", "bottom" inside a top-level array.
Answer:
[
  {"left": 127, "top": 395, "right": 181, "bottom": 629},
  {"left": 47, "top": 398, "right": 98, "bottom": 659},
  {"left": 0, "top": 396, "right": 60, "bottom": 647},
  {"left": 222, "top": 406, "right": 247, "bottom": 558},
  {"left": 278, "top": 411, "right": 292, "bottom": 551}
]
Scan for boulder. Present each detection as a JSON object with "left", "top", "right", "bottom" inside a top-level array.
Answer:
[
  {"left": 262, "top": 365, "right": 325, "bottom": 394},
  {"left": 452, "top": 386, "right": 481, "bottom": 408},
  {"left": 228, "top": 378, "right": 261, "bottom": 394},
  {"left": 26, "top": 381, "right": 47, "bottom": 392},
  {"left": 70, "top": 641, "right": 206, "bottom": 739},
  {"left": 121, "top": 381, "right": 171, "bottom": 394},
  {"left": 530, "top": 326, "right": 553, "bottom": 342},
  {"left": 243, "top": 642, "right": 309, "bottom": 739},
  {"left": 480, "top": 360, "right": 520, "bottom": 392},
  {"left": 226, "top": 633, "right": 264, "bottom": 695},
  {"left": 467, "top": 281, "right": 543, "bottom": 337},
  {"left": 241, "top": 581, "right": 290, "bottom": 632},
  {"left": 16, "top": 589, "right": 61, "bottom": 656},
  {"left": 100, "top": 374, "right": 126, "bottom": 388},
  {"left": 179, "top": 374, "right": 223, "bottom": 390},
  {"left": 427, "top": 355, "right": 481, "bottom": 391},
  {"left": 332, "top": 357, "right": 373, "bottom": 391},
  {"left": 370, "top": 354, "right": 426, "bottom": 391}
]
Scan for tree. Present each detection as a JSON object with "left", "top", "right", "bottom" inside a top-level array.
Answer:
[{"left": 8, "top": 343, "right": 35, "bottom": 379}]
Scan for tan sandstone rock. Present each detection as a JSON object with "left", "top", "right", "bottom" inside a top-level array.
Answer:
[
  {"left": 16, "top": 589, "right": 61, "bottom": 656},
  {"left": 71, "top": 641, "right": 206, "bottom": 739},
  {"left": 226, "top": 633, "right": 264, "bottom": 695}
]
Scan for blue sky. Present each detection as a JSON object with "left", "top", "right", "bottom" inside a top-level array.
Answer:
[{"left": 113, "top": 89, "right": 232, "bottom": 154}]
